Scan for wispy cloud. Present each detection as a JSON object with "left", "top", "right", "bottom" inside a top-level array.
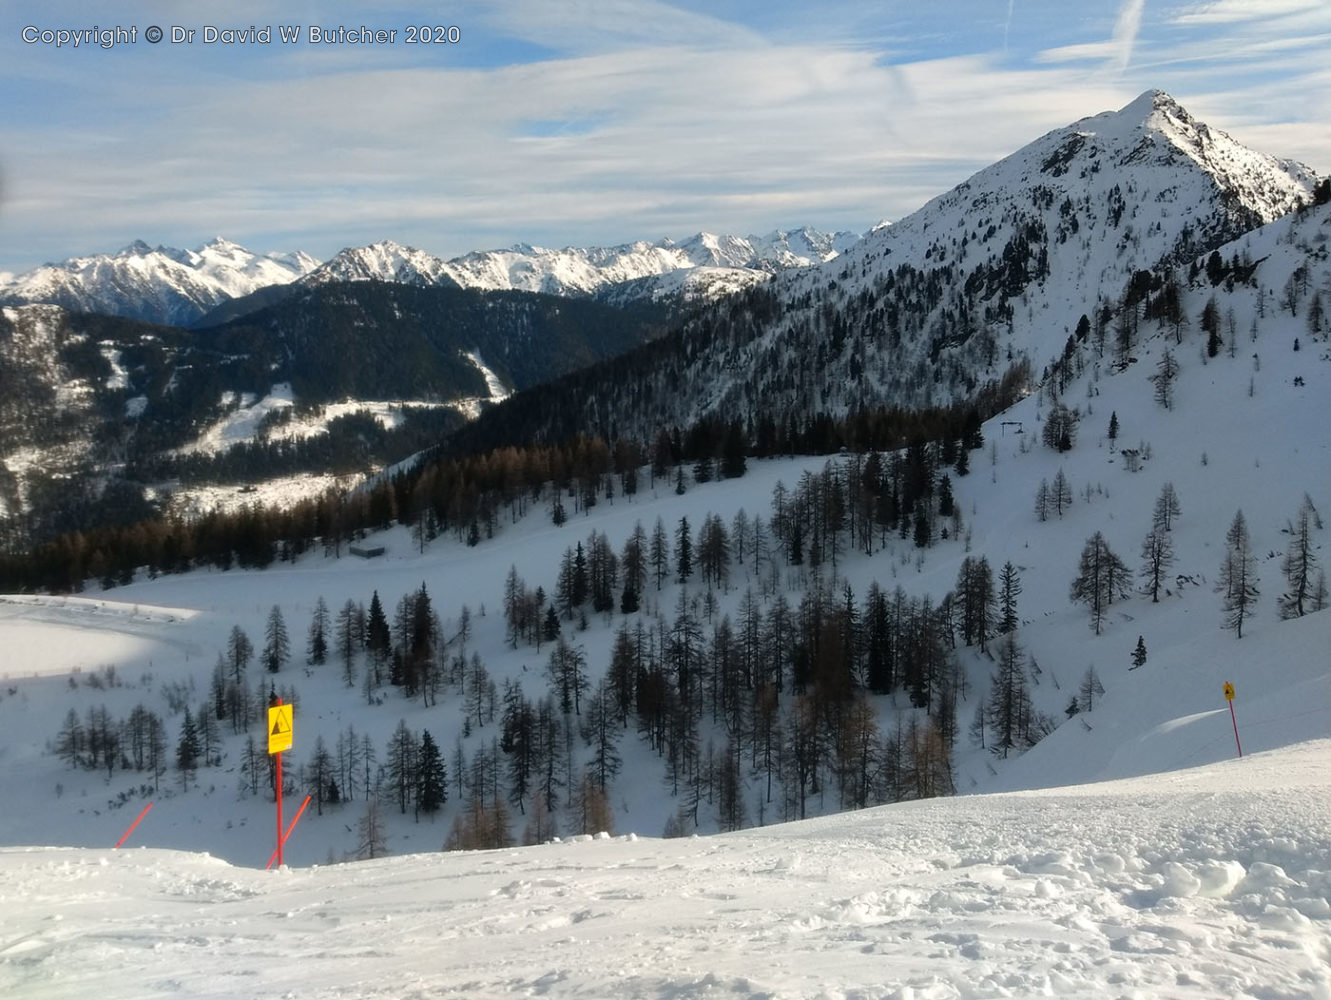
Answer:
[
  {"left": 1111, "top": 0, "right": 1147, "bottom": 72},
  {"left": 0, "top": 0, "right": 1327, "bottom": 272},
  {"left": 1172, "top": 0, "right": 1322, "bottom": 25},
  {"left": 470, "top": 0, "right": 764, "bottom": 54}
]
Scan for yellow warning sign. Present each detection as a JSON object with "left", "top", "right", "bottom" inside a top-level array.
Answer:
[
  {"left": 1223, "top": 681, "right": 1235, "bottom": 702},
  {"left": 268, "top": 703, "right": 293, "bottom": 755}
]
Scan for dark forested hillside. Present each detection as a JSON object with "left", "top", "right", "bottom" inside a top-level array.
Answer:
[
  {"left": 198, "top": 281, "right": 671, "bottom": 401},
  {"left": 0, "top": 283, "right": 670, "bottom": 548}
]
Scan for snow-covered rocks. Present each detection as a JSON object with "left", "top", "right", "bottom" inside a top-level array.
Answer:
[{"left": 0, "top": 238, "right": 319, "bottom": 326}]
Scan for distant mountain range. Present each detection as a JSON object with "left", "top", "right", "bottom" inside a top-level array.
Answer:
[
  {"left": 0, "top": 239, "right": 320, "bottom": 327},
  {"left": 0, "top": 228, "right": 864, "bottom": 328},
  {"left": 305, "top": 228, "right": 862, "bottom": 293}
]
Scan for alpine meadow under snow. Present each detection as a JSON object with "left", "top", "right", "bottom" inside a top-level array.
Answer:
[{"left": 2, "top": 92, "right": 1330, "bottom": 998}]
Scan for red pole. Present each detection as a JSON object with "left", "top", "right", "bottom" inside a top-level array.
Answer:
[
  {"left": 275, "top": 697, "right": 284, "bottom": 869},
  {"left": 113, "top": 802, "right": 153, "bottom": 849},
  {"left": 1229, "top": 700, "right": 1243, "bottom": 758},
  {"left": 266, "top": 794, "right": 312, "bottom": 870}
]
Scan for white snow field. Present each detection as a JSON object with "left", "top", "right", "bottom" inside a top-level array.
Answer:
[{"left": 3, "top": 740, "right": 1330, "bottom": 999}]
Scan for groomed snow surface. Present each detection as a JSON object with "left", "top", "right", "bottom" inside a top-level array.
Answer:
[{"left": 3, "top": 741, "right": 1330, "bottom": 999}]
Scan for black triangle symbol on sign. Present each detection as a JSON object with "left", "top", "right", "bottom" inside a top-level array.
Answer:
[{"left": 271, "top": 717, "right": 289, "bottom": 735}]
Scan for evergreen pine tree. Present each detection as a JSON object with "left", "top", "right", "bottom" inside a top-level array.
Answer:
[
  {"left": 1139, "top": 522, "right": 1174, "bottom": 603},
  {"left": 997, "top": 561, "right": 1021, "bottom": 635},
  {"left": 650, "top": 516, "right": 670, "bottom": 591},
  {"left": 1151, "top": 349, "right": 1179, "bottom": 409},
  {"left": 262, "top": 605, "right": 290, "bottom": 674},
  {"left": 984, "top": 631, "right": 1035, "bottom": 759},
  {"left": 1034, "top": 478, "right": 1050, "bottom": 522},
  {"left": 1279, "top": 497, "right": 1320, "bottom": 620},
  {"left": 542, "top": 604, "right": 561, "bottom": 643},
  {"left": 675, "top": 516, "right": 693, "bottom": 583},
  {"left": 306, "top": 596, "right": 329, "bottom": 665},
  {"left": 416, "top": 730, "right": 447, "bottom": 816},
  {"left": 176, "top": 708, "right": 201, "bottom": 791},
  {"left": 1051, "top": 468, "right": 1073, "bottom": 518},
  {"left": 1217, "top": 510, "right": 1259, "bottom": 638},
  {"left": 1042, "top": 403, "right": 1078, "bottom": 452},
  {"left": 227, "top": 626, "right": 253, "bottom": 684},
  {"left": 1070, "top": 532, "right": 1131, "bottom": 634},
  {"left": 308, "top": 735, "right": 335, "bottom": 815},
  {"left": 365, "top": 591, "right": 391, "bottom": 666},
  {"left": 356, "top": 799, "right": 389, "bottom": 859},
  {"left": 386, "top": 719, "right": 419, "bottom": 815},
  {"left": 620, "top": 582, "right": 640, "bottom": 615},
  {"left": 1153, "top": 482, "right": 1182, "bottom": 532},
  {"left": 570, "top": 543, "right": 589, "bottom": 609},
  {"left": 1079, "top": 665, "right": 1104, "bottom": 712},
  {"left": 1131, "top": 635, "right": 1147, "bottom": 669}
]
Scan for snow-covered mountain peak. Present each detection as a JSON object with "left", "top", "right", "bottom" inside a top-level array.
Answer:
[
  {"left": 302, "top": 240, "right": 457, "bottom": 288},
  {"left": 559, "top": 92, "right": 1323, "bottom": 438},
  {"left": 1035, "top": 89, "right": 1318, "bottom": 222},
  {"left": 299, "top": 227, "right": 865, "bottom": 302},
  {"left": 192, "top": 236, "right": 254, "bottom": 265},
  {"left": 1091, "top": 88, "right": 1180, "bottom": 139},
  {"left": 3, "top": 223, "right": 866, "bottom": 326},
  {"left": 0, "top": 238, "right": 319, "bottom": 326},
  {"left": 821, "top": 88, "right": 1319, "bottom": 323}
]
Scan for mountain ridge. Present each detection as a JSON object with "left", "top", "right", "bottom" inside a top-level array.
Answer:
[
  {"left": 453, "top": 89, "right": 1321, "bottom": 449},
  {"left": 1, "top": 226, "right": 864, "bottom": 328},
  {"left": 301, "top": 225, "right": 863, "bottom": 299},
  {"left": 0, "top": 238, "right": 320, "bottom": 327}
]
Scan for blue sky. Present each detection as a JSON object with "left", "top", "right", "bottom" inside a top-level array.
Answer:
[{"left": 1, "top": 0, "right": 1327, "bottom": 273}]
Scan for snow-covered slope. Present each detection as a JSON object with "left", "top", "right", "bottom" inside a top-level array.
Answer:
[
  {"left": 818, "top": 87, "right": 1319, "bottom": 372},
  {"left": 525, "top": 91, "right": 1322, "bottom": 442},
  {"left": 2, "top": 194, "right": 1326, "bottom": 866},
  {"left": 2, "top": 92, "right": 1329, "bottom": 1000},
  {"left": 0, "top": 198, "right": 1327, "bottom": 853},
  {"left": 806, "top": 87, "right": 1318, "bottom": 360},
  {"left": 0, "top": 238, "right": 319, "bottom": 327},
  {"left": 4, "top": 739, "right": 1330, "bottom": 999}
]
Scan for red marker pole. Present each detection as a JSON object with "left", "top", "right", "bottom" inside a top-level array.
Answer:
[
  {"left": 272, "top": 697, "right": 283, "bottom": 873},
  {"left": 266, "top": 795, "right": 312, "bottom": 870},
  {"left": 1229, "top": 700, "right": 1242, "bottom": 758},
  {"left": 113, "top": 802, "right": 153, "bottom": 849}
]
